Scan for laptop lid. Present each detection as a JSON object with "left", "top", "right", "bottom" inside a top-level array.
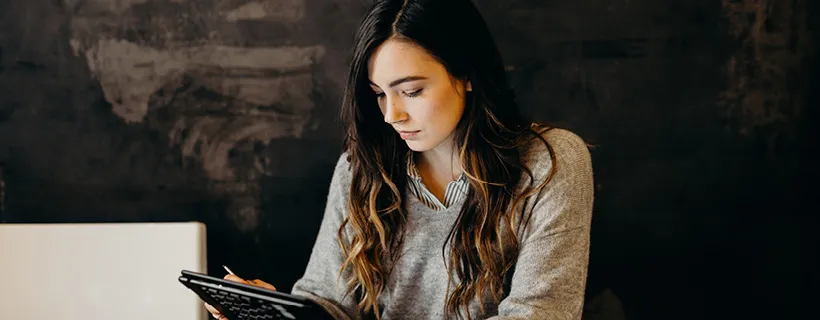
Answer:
[{"left": 0, "top": 222, "right": 208, "bottom": 320}]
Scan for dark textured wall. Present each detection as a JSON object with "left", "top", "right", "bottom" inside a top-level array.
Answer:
[{"left": 0, "top": 0, "right": 815, "bottom": 319}]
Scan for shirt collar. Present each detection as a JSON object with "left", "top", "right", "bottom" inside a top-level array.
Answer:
[
  {"left": 405, "top": 151, "right": 467, "bottom": 182},
  {"left": 406, "top": 151, "right": 422, "bottom": 180}
]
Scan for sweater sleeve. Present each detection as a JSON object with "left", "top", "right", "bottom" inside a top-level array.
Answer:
[
  {"left": 488, "top": 129, "right": 595, "bottom": 320},
  {"left": 290, "top": 153, "right": 363, "bottom": 320}
]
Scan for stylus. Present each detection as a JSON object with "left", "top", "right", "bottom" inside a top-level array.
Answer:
[{"left": 223, "top": 265, "right": 236, "bottom": 276}]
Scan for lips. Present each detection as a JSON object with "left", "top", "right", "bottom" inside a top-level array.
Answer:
[{"left": 398, "top": 130, "right": 420, "bottom": 140}]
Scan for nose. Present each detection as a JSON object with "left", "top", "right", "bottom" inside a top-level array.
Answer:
[{"left": 382, "top": 96, "right": 407, "bottom": 124}]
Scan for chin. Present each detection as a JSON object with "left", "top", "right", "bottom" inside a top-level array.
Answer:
[{"left": 404, "top": 140, "right": 433, "bottom": 152}]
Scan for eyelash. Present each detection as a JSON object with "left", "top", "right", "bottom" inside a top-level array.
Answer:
[
  {"left": 375, "top": 89, "right": 423, "bottom": 99},
  {"left": 404, "top": 89, "right": 422, "bottom": 97}
]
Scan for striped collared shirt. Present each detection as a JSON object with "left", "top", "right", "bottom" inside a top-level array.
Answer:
[{"left": 405, "top": 152, "right": 470, "bottom": 211}]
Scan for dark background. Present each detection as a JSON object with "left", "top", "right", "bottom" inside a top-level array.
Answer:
[{"left": 0, "top": 0, "right": 816, "bottom": 319}]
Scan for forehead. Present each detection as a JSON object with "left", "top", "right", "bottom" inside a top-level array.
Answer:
[{"left": 367, "top": 39, "right": 446, "bottom": 85}]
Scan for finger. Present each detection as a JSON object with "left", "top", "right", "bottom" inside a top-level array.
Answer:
[
  {"left": 205, "top": 302, "right": 219, "bottom": 314},
  {"left": 205, "top": 303, "right": 224, "bottom": 319},
  {"left": 249, "top": 279, "right": 276, "bottom": 291},
  {"left": 224, "top": 274, "right": 249, "bottom": 284}
]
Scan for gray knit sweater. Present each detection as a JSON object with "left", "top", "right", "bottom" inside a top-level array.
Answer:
[{"left": 291, "top": 128, "right": 594, "bottom": 320}]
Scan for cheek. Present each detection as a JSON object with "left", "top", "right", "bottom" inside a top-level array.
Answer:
[
  {"left": 411, "top": 97, "right": 462, "bottom": 131},
  {"left": 376, "top": 98, "right": 386, "bottom": 115},
  {"left": 434, "top": 94, "right": 465, "bottom": 126},
  {"left": 407, "top": 98, "right": 443, "bottom": 127}
]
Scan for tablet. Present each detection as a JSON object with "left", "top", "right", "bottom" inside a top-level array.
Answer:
[{"left": 178, "top": 270, "right": 334, "bottom": 320}]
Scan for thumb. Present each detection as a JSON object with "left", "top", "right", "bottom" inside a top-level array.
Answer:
[
  {"left": 224, "top": 274, "right": 250, "bottom": 284},
  {"left": 249, "top": 279, "right": 277, "bottom": 291}
]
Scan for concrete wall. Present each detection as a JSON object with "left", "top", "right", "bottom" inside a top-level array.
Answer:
[{"left": 0, "top": 0, "right": 815, "bottom": 319}]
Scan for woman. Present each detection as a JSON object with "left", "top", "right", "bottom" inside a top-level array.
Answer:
[{"left": 208, "top": 0, "right": 594, "bottom": 319}]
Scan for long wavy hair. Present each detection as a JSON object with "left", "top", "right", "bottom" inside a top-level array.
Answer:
[{"left": 338, "top": 1, "right": 556, "bottom": 319}]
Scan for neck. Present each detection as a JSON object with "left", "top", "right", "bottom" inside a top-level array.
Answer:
[{"left": 418, "top": 137, "right": 462, "bottom": 181}]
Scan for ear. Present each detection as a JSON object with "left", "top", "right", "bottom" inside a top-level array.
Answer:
[{"left": 466, "top": 81, "right": 472, "bottom": 92}]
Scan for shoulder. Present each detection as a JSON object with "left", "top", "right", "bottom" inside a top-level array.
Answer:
[
  {"left": 328, "top": 151, "right": 354, "bottom": 198},
  {"left": 332, "top": 151, "right": 353, "bottom": 177},
  {"left": 514, "top": 127, "right": 595, "bottom": 239},
  {"left": 519, "top": 127, "right": 593, "bottom": 185}
]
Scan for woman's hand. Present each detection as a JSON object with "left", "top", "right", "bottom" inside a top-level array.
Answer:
[{"left": 204, "top": 274, "right": 277, "bottom": 320}]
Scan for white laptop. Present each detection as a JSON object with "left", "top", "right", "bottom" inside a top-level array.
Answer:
[{"left": 0, "top": 222, "right": 208, "bottom": 320}]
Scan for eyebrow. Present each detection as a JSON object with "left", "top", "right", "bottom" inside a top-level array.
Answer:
[{"left": 369, "top": 76, "right": 428, "bottom": 89}]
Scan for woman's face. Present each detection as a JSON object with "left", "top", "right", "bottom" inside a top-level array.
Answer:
[{"left": 367, "top": 38, "right": 470, "bottom": 153}]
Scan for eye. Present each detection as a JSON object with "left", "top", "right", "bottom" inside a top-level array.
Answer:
[{"left": 404, "top": 89, "right": 423, "bottom": 98}]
